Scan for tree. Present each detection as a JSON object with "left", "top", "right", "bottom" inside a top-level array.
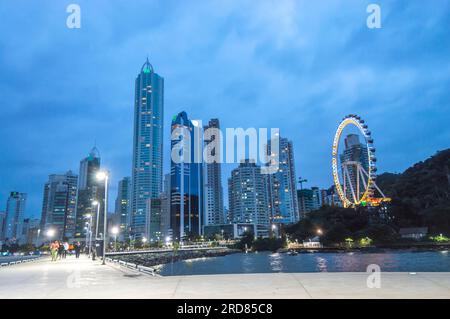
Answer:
[
  {"left": 322, "top": 223, "right": 351, "bottom": 245},
  {"left": 235, "top": 232, "right": 254, "bottom": 250}
]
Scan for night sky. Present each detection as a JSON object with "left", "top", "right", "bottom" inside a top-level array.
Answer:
[{"left": 1, "top": 0, "right": 449, "bottom": 218}]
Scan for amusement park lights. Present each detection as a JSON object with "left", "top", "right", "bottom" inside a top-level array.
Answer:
[{"left": 332, "top": 114, "right": 390, "bottom": 208}]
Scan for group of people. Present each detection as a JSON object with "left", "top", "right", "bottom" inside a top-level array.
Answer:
[{"left": 49, "top": 241, "right": 82, "bottom": 261}]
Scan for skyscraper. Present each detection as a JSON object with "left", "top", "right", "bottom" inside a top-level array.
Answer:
[
  {"left": 41, "top": 171, "right": 78, "bottom": 240},
  {"left": 203, "top": 119, "right": 224, "bottom": 226},
  {"left": 20, "top": 218, "right": 40, "bottom": 245},
  {"left": 340, "top": 134, "right": 369, "bottom": 201},
  {"left": 160, "top": 173, "right": 171, "bottom": 239},
  {"left": 75, "top": 147, "right": 104, "bottom": 239},
  {"left": 228, "top": 159, "right": 270, "bottom": 238},
  {"left": 131, "top": 58, "right": 164, "bottom": 240},
  {"left": 267, "top": 136, "right": 299, "bottom": 224},
  {"left": 4, "top": 192, "right": 27, "bottom": 242},
  {"left": 114, "top": 177, "right": 131, "bottom": 240},
  {"left": 170, "top": 111, "right": 204, "bottom": 241},
  {"left": 0, "top": 211, "right": 6, "bottom": 241},
  {"left": 297, "top": 187, "right": 322, "bottom": 216},
  {"left": 147, "top": 198, "right": 162, "bottom": 242}
]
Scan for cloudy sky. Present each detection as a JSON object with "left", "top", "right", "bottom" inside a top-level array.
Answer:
[{"left": 0, "top": 0, "right": 449, "bottom": 218}]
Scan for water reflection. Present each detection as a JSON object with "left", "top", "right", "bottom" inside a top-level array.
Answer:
[
  {"left": 269, "top": 253, "right": 282, "bottom": 272},
  {"left": 157, "top": 250, "right": 450, "bottom": 276},
  {"left": 315, "top": 256, "right": 328, "bottom": 272},
  {"left": 242, "top": 253, "right": 255, "bottom": 273}
]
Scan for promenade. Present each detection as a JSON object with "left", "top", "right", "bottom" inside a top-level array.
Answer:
[{"left": 0, "top": 255, "right": 449, "bottom": 299}]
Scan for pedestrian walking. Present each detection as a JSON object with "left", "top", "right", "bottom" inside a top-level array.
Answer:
[
  {"left": 74, "top": 242, "right": 81, "bottom": 259},
  {"left": 63, "top": 241, "right": 69, "bottom": 258},
  {"left": 57, "top": 241, "right": 64, "bottom": 260},
  {"left": 50, "top": 241, "right": 59, "bottom": 261}
]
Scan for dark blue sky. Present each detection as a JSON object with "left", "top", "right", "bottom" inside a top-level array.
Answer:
[{"left": 1, "top": 0, "right": 449, "bottom": 218}]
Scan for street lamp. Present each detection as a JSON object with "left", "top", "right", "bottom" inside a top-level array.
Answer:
[
  {"left": 36, "top": 228, "right": 41, "bottom": 247},
  {"left": 96, "top": 170, "right": 109, "bottom": 265},
  {"left": 92, "top": 200, "right": 101, "bottom": 239},
  {"left": 142, "top": 237, "right": 148, "bottom": 246},
  {"left": 317, "top": 229, "right": 323, "bottom": 236},
  {"left": 165, "top": 236, "right": 171, "bottom": 247},
  {"left": 46, "top": 229, "right": 56, "bottom": 241},
  {"left": 111, "top": 226, "right": 119, "bottom": 251},
  {"left": 85, "top": 214, "right": 93, "bottom": 257},
  {"left": 271, "top": 224, "right": 278, "bottom": 238}
]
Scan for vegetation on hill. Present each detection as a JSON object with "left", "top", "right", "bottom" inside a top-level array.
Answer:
[{"left": 377, "top": 149, "right": 450, "bottom": 234}]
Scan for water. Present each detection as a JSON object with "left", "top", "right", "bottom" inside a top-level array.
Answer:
[{"left": 157, "top": 250, "right": 450, "bottom": 276}]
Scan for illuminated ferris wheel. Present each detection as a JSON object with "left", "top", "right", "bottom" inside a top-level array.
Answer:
[{"left": 332, "top": 114, "right": 389, "bottom": 208}]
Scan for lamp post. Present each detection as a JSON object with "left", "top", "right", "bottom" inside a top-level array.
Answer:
[
  {"left": 85, "top": 214, "right": 93, "bottom": 257},
  {"left": 92, "top": 200, "right": 101, "bottom": 239},
  {"left": 96, "top": 170, "right": 109, "bottom": 265},
  {"left": 271, "top": 224, "right": 278, "bottom": 238},
  {"left": 111, "top": 226, "right": 119, "bottom": 251},
  {"left": 36, "top": 228, "right": 41, "bottom": 247},
  {"left": 142, "top": 236, "right": 148, "bottom": 248}
]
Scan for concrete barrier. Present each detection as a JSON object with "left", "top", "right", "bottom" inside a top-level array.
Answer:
[{"left": 137, "top": 265, "right": 156, "bottom": 276}]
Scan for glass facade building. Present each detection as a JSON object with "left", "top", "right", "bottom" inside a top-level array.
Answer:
[
  {"left": 228, "top": 159, "right": 270, "bottom": 238},
  {"left": 131, "top": 58, "right": 164, "bottom": 240},
  {"left": 170, "top": 111, "right": 204, "bottom": 241},
  {"left": 114, "top": 177, "right": 131, "bottom": 241},
  {"left": 203, "top": 118, "right": 224, "bottom": 226},
  {"left": 267, "top": 137, "right": 299, "bottom": 224},
  {"left": 75, "top": 147, "right": 104, "bottom": 239},
  {"left": 4, "top": 192, "right": 27, "bottom": 242},
  {"left": 41, "top": 171, "right": 78, "bottom": 240}
]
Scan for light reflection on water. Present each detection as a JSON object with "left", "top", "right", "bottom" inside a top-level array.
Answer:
[
  {"left": 158, "top": 250, "right": 450, "bottom": 276},
  {"left": 269, "top": 253, "right": 282, "bottom": 272},
  {"left": 315, "top": 256, "right": 328, "bottom": 272}
]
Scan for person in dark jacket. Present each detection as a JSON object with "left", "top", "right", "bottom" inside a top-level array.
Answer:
[
  {"left": 57, "top": 241, "right": 64, "bottom": 260},
  {"left": 74, "top": 242, "right": 81, "bottom": 258}
]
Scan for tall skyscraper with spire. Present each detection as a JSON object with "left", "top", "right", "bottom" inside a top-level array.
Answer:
[{"left": 131, "top": 58, "right": 164, "bottom": 239}]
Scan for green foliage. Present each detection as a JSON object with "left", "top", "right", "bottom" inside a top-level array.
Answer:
[
  {"left": 359, "top": 237, "right": 373, "bottom": 246},
  {"left": 429, "top": 234, "right": 450, "bottom": 242},
  {"left": 344, "top": 238, "right": 354, "bottom": 248}
]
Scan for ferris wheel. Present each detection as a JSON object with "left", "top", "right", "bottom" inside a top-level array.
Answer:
[{"left": 332, "top": 114, "right": 389, "bottom": 208}]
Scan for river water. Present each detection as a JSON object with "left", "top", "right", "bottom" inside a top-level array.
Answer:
[{"left": 157, "top": 250, "right": 450, "bottom": 276}]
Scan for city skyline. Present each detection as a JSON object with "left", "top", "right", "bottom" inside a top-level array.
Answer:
[{"left": 1, "top": 1, "right": 449, "bottom": 218}]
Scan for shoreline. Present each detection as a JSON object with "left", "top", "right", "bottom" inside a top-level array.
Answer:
[
  {"left": 108, "top": 248, "right": 240, "bottom": 268},
  {"left": 281, "top": 243, "right": 450, "bottom": 253}
]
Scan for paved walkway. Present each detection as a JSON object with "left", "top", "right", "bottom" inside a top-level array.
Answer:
[{"left": 0, "top": 256, "right": 449, "bottom": 299}]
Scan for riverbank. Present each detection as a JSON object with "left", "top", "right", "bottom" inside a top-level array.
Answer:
[
  {"left": 108, "top": 248, "right": 240, "bottom": 268},
  {"left": 281, "top": 242, "right": 450, "bottom": 253}
]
